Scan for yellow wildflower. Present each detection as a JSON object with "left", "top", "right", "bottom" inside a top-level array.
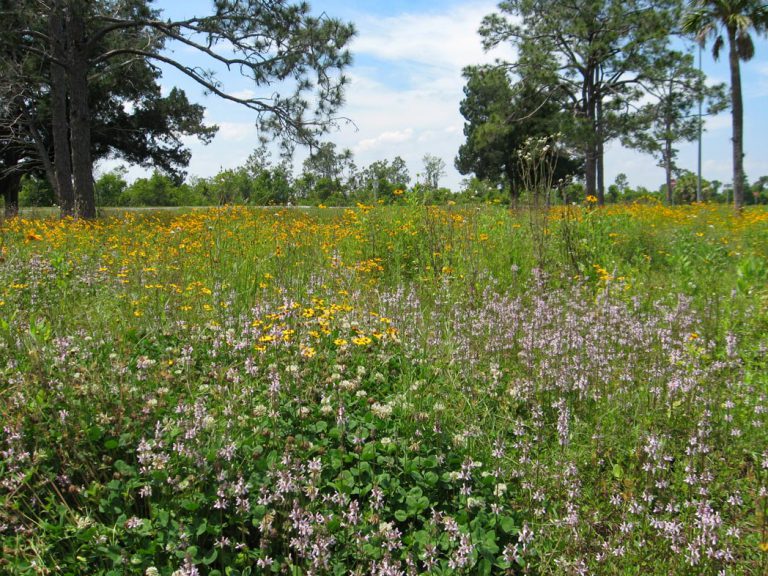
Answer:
[
  {"left": 351, "top": 335, "right": 372, "bottom": 346},
  {"left": 301, "top": 346, "right": 316, "bottom": 358}
]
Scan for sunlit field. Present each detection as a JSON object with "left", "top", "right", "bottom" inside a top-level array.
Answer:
[{"left": 1, "top": 202, "right": 767, "bottom": 575}]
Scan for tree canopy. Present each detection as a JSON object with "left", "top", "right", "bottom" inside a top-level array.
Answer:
[
  {"left": 455, "top": 65, "right": 582, "bottom": 198},
  {"left": 479, "top": 0, "right": 681, "bottom": 203},
  {"left": 0, "top": 0, "right": 355, "bottom": 217},
  {"left": 682, "top": 0, "right": 768, "bottom": 210}
]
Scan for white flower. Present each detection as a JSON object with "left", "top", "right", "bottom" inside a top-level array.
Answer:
[
  {"left": 371, "top": 402, "right": 393, "bottom": 419},
  {"left": 339, "top": 379, "right": 357, "bottom": 391}
]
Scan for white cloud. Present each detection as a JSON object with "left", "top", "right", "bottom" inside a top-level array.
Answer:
[
  {"left": 314, "top": 1, "right": 514, "bottom": 187},
  {"left": 356, "top": 129, "right": 414, "bottom": 152},
  {"left": 216, "top": 122, "right": 256, "bottom": 142},
  {"left": 351, "top": 2, "right": 514, "bottom": 75},
  {"left": 704, "top": 114, "right": 730, "bottom": 131},
  {"left": 748, "top": 63, "right": 768, "bottom": 98},
  {"left": 145, "top": 1, "right": 766, "bottom": 190},
  {"left": 229, "top": 89, "right": 257, "bottom": 100}
]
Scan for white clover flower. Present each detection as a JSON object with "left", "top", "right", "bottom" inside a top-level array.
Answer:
[
  {"left": 452, "top": 433, "right": 468, "bottom": 447},
  {"left": 371, "top": 402, "right": 393, "bottom": 419},
  {"left": 467, "top": 496, "right": 485, "bottom": 508},
  {"left": 339, "top": 379, "right": 357, "bottom": 391},
  {"left": 75, "top": 515, "right": 94, "bottom": 530}
]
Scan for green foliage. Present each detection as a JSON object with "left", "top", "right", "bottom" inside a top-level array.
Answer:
[
  {"left": 19, "top": 175, "right": 56, "bottom": 207},
  {"left": 356, "top": 157, "right": 411, "bottom": 203},
  {"left": 2, "top": 204, "right": 768, "bottom": 573},
  {"left": 749, "top": 176, "right": 768, "bottom": 204},
  {"left": 119, "top": 171, "right": 205, "bottom": 207},
  {"left": 682, "top": 0, "right": 768, "bottom": 209},
  {"left": 480, "top": 0, "right": 681, "bottom": 200},
  {"left": 455, "top": 66, "right": 581, "bottom": 198},
  {"left": 624, "top": 48, "right": 728, "bottom": 203},
  {"left": 0, "top": 0, "right": 355, "bottom": 217},
  {"left": 421, "top": 154, "right": 447, "bottom": 191},
  {"left": 457, "top": 178, "right": 509, "bottom": 204},
  {"left": 95, "top": 168, "right": 129, "bottom": 207}
]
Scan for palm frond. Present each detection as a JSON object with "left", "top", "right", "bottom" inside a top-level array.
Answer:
[
  {"left": 713, "top": 34, "right": 725, "bottom": 59},
  {"left": 736, "top": 31, "right": 755, "bottom": 60}
]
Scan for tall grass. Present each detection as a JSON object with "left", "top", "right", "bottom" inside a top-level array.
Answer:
[{"left": 1, "top": 202, "right": 767, "bottom": 575}]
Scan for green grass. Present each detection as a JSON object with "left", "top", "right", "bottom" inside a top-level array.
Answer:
[{"left": 1, "top": 203, "right": 767, "bottom": 575}]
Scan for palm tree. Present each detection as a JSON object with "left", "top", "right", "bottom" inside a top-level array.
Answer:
[{"left": 682, "top": 0, "right": 768, "bottom": 211}]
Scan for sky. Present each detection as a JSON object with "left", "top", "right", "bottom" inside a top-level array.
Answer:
[{"left": 105, "top": 0, "right": 768, "bottom": 191}]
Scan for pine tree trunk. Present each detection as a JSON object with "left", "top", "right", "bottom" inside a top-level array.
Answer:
[
  {"left": 25, "top": 116, "right": 60, "bottom": 197},
  {"left": 583, "top": 67, "right": 597, "bottom": 199},
  {"left": 728, "top": 27, "right": 744, "bottom": 212},
  {"left": 67, "top": 3, "right": 96, "bottom": 219},
  {"left": 49, "top": 2, "right": 75, "bottom": 217},
  {"left": 596, "top": 96, "right": 605, "bottom": 205},
  {"left": 664, "top": 132, "right": 673, "bottom": 205},
  {"left": 1, "top": 169, "right": 21, "bottom": 219},
  {"left": 585, "top": 145, "right": 597, "bottom": 199}
]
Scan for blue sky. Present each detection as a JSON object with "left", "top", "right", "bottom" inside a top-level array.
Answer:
[{"left": 109, "top": 0, "right": 768, "bottom": 191}]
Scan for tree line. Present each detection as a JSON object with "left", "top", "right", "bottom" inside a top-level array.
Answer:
[
  {"left": 2, "top": 1, "right": 766, "bottom": 217},
  {"left": 14, "top": 143, "right": 461, "bottom": 208},
  {"left": 14, "top": 138, "right": 768, "bottom": 209},
  {"left": 456, "top": 0, "right": 767, "bottom": 210}
]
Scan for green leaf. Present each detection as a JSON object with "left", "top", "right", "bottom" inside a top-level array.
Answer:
[
  {"left": 423, "top": 471, "right": 439, "bottom": 486},
  {"left": 482, "top": 531, "right": 499, "bottom": 555},
  {"left": 499, "top": 516, "right": 516, "bottom": 534},
  {"left": 114, "top": 460, "right": 136, "bottom": 476},
  {"left": 203, "top": 549, "right": 218, "bottom": 565},
  {"left": 361, "top": 442, "right": 377, "bottom": 461},
  {"left": 87, "top": 426, "right": 104, "bottom": 442},
  {"left": 156, "top": 509, "right": 170, "bottom": 527}
]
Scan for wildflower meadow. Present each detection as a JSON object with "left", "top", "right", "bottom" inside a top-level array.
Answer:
[{"left": 1, "top": 201, "right": 767, "bottom": 575}]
